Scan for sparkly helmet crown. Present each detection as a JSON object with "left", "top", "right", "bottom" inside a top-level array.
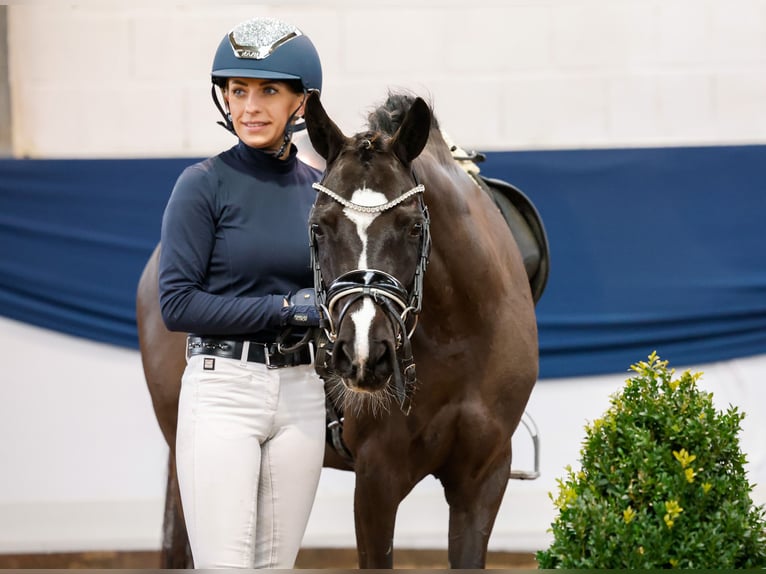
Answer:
[{"left": 211, "top": 17, "right": 322, "bottom": 94}]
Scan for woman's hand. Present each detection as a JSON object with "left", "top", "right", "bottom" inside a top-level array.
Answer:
[{"left": 280, "top": 289, "right": 322, "bottom": 327}]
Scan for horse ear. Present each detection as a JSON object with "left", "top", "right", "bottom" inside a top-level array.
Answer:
[
  {"left": 390, "top": 97, "right": 431, "bottom": 166},
  {"left": 305, "top": 92, "right": 345, "bottom": 165}
]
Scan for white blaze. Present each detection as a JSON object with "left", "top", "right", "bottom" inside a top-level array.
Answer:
[{"left": 344, "top": 188, "right": 386, "bottom": 366}]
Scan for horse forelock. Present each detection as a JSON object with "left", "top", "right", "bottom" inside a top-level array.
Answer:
[
  {"left": 324, "top": 90, "right": 457, "bottom": 203},
  {"left": 352, "top": 132, "right": 385, "bottom": 165},
  {"left": 324, "top": 134, "right": 410, "bottom": 201}
]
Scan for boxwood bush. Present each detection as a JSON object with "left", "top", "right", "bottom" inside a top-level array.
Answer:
[{"left": 537, "top": 352, "right": 766, "bottom": 568}]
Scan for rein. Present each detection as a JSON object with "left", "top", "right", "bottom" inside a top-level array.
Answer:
[{"left": 310, "top": 180, "right": 431, "bottom": 414}]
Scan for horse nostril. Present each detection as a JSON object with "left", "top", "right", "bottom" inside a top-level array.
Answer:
[
  {"left": 333, "top": 339, "right": 357, "bottom": 380},
  {"left": 369, "top": 340, "right": 393, "bottom": 379}
]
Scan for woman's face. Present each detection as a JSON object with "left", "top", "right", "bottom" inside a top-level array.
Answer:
[{"left": 224, "top": 77, "right": 305, "bottom": 155}]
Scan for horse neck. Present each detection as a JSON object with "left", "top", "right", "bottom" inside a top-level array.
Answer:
[
  {"left": 417, "top": 134, "right": 474, "bottom": 220},
  {"left": 424, "top": 126, "right": 455, "bottom": 167},
  {"left": 416, "top": 150, "right": 488, "bottom": 296}
]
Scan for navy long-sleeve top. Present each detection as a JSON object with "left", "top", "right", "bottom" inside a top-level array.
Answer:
[{"left": 158, "top": 140, "right": 322, "bottom": 342}]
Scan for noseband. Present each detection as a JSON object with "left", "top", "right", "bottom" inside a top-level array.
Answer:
[{"left": 310, "top": 180, "right": 431, "bottom": 413}]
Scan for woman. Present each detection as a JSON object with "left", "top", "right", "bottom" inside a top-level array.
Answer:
[{"left": 158, "top": 16, "right": 325, "bottom": 569}]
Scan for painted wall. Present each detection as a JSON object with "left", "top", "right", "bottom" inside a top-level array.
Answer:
[{"left": 7, "top": 0, "right": 766, "bottom": 158}]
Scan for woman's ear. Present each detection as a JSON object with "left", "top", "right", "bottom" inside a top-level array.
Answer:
[{"left": 294, "top": 94, "right": 308, "bottom": 121}]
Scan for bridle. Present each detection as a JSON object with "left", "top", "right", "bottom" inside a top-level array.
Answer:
[{"left": 309, "top": 179, "right": 431, "bottom": 413}]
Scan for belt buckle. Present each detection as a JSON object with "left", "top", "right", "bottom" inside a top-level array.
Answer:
[
  {"left": 186, "top": 335, "right": 201, "bottom": 360},
  {"left": 263, "top": 343, "right": 279, "bottom": 369}
]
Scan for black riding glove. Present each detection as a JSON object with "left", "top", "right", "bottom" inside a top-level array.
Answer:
[
  {"left": 280, "top": 304, "right": 322, "bottom": 328},
  {"left": 280, "top": 289, "right": 322, "bottom": 328}
]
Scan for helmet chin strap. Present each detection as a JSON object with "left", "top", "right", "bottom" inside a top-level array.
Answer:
[
  {"left": 271, "top": 122, "right": 294, "bottom": 159},
  {"left": 212, "top": 84, "right": 235, "bottom": 134},
  {"left": 270, "top": 90, "right": 308, "bottom": 159}
]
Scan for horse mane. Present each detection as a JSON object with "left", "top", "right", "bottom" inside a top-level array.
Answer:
[
  {"left": 367, "top": 90, "right": 440, "bottom": 134},
  {"left": 365, "top": 90, "right": 454, "bottom": 166}
]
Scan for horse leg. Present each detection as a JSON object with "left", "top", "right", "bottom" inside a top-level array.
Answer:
[
  {"left": 353, "top": 468, "right": 404, "bottom": 568},
  {"left": 160, "top": 453, "right": 193, "bottom": 568},
  {"left": 443, "top": 450, "right": 511, "bottom": 569}
]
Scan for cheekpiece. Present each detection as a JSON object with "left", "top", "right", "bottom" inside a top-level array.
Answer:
[{"left": 229, "top": 17, "right": 301, "bottom": 60}]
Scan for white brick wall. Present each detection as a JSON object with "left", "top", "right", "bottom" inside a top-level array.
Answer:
[{"left": 7, "top": 0, "right": 766, "bottom": 156}]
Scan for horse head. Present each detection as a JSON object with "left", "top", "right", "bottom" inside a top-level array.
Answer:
[{"left": 305, "top": 93, "right": 432, "bottom": 411}]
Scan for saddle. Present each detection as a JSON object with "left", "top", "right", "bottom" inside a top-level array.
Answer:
[
  {"left": 476, "top": 174, "right": 550, "bottom": 304},
  {"left": 445, "top": 134, "right": 550, "bottom": 304}
]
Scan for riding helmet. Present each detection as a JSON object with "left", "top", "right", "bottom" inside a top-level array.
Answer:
[{"left": 211, "top": 16, "right": 322, "bottom": 94}]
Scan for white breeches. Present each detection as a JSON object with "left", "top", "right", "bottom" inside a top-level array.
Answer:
[{"left": 175, "top": 356, "right": 326, "bottom": 569}]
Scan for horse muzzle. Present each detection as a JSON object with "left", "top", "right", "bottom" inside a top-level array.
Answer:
[{"left": 316, "top": 269, "right": 418, "bottom": 400}]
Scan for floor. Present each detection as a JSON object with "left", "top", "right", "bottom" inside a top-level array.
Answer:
[{"left": 0, "top": 548, "right": 539, "bottom": 569}]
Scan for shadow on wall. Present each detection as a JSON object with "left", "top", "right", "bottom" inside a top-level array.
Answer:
[{"left": 0, "top": 6, "right": 12, "bottom": 156}]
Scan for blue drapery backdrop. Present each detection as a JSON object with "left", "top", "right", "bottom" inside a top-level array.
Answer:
[{"left": 1, "top": 145, "right": 764, "bottom": 378}]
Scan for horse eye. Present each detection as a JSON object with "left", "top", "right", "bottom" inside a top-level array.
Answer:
[
  {"left": 409, "top": 222, "right": 423, "bottom": 237},
  {"left": 311, "top": 223, "right": 324, "bottom": 238}
]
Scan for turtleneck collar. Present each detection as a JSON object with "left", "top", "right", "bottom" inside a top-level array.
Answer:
[{"left": 223, "top": 139, "right": 298, "bottom": 176}]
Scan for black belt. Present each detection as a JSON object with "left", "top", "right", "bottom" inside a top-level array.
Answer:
[{"left": 187, "top": 336, "right": 314, "bottom": 368}]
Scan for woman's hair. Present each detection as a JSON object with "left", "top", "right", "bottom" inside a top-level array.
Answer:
[{"left": 284, "top": 79, "right": 305, "bottom": 94}]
